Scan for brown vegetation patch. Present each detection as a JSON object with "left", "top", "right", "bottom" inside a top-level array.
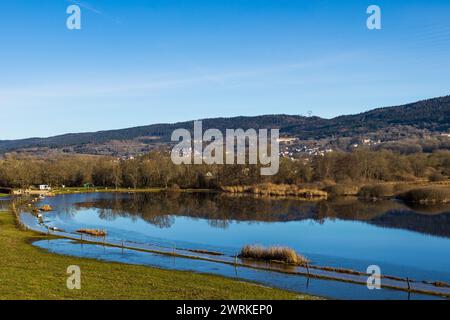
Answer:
[
  {"left": 222, "top": 183, "right": 327, "bottom": 199},
  {"left": 76, "top": 229, "right": 107, "bottom": 237},
  {"left": 398, "top": 187, "right": 450, "bottom": 204},
  {"left": 239, "top": 245, "right": 308, "bottom": 265},
  {"left": 358, "top": 184, "right": 394, "bottom": 200},
  {"left": 39, "top": 205, "right": 53, "bottom": 212}
]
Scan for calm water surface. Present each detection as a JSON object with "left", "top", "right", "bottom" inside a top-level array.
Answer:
[
  {"left": 0, "top": 196, "right": 12, "bottom": 211},
  {"left": 31, "top": 192, "right": 450, "bottom": 287}
]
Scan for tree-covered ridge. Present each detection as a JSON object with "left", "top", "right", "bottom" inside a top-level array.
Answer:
[{"left": 0, "top": 95, "right": 449, "bottom": 154}]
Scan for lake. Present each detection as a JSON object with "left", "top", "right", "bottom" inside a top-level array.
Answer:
[{"left": 22, "top": 192, "right": 450, "bottom": 299}]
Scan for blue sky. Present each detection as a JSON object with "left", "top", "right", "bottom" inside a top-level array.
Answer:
[{"left": 1, "top": 0, "right": 450, "bottom": 139}]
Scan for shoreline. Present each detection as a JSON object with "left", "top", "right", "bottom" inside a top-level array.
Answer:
[
  {"left": 16, "top": 203, "right": 450, "bottom": 299},
  {"left": 6, "top": 179, "right": 450, "bottom": 198},
  {"left": 1, "top": 208, "right": 313, "bottom": 300},
  {"left": 7, "top": 179, "right": 448, "bottom": 205}
]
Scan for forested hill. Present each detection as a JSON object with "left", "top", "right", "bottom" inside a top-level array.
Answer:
[
  {"left": 1, "top": 95, "right": 449, "bottom": 154},
  {"left": 282, "top": 95, "right": 450, "bottom": 138}
]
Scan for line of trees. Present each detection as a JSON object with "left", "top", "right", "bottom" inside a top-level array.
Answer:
[{"left": 0, "top": 150, "right": 448, "bottom": 189}]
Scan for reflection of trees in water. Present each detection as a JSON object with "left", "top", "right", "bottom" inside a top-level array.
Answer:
[
  {"left": 207, "top": 219, "right": 230, "bottom": 229},
  {"left": 368, "top": 210, "right": 450, "bottom": 238},
  {"left": 0, "top": 199, "right": 12, "bottom": 211},
  {"left": 74, "top": 192, "right": 318, "bottom": 229},
  {"left": 318, "top": 198, "right": 450, "bottom": 238},
  {"left": 76, "top": 194, "right": 177, "bottom": 228},
  {"left": 402, "top": 202, "right": 450, "bottom": 215},
  {"left": 44, "top": 193, "right": 93, "bottom": 219},
  {"left": 71, "top": 192, "right": 450, "bottom": 236},
  {"left": 317, "top": 199, "right": 404, "bottom": 221}
]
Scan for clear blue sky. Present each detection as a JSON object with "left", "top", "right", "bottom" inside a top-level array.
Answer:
[{"left": 1, "top": 0, "right": 450, "bottom": 139}]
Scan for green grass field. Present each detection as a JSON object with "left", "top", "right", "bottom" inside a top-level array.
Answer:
[{"left": 0, "top": 210, "right": 313, "bottom": 300}]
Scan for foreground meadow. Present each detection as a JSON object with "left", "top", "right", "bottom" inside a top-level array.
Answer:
[{"left": 0, "top": 210, "right": 311, "bottom": 300}]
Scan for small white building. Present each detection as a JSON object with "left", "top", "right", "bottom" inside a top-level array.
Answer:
[{"left": 39, "top": 185, "right": 51, "bottom": 191}]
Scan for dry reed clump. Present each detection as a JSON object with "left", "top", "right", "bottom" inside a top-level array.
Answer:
[
  {"left": 39, "top": 205, "right": 53, "bottom": 212},
  {"left": 239, "top": 245, "right": 308, "bottom": 265},
  {"left": 222, "top": 183, "right": 327, "bottom": 199},
  {"left": 76, "top": 229, "right": 107, "bottom": 237},
  {"left": 398, "top": 187, "right": 450, "bottom": 204}
]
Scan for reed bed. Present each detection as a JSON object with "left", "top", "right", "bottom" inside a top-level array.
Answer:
[
  {"left": 76, "top": 229, "right": 107, "bottom": 237},
  {"left": 398, "top": 187, "right": 450, "bottom": 204},
  {"left": 239, "top": 245, "right": 308, "bottom": 265},
  {"left": 222, "top": 183, "right": 327, "bottom": 199}
]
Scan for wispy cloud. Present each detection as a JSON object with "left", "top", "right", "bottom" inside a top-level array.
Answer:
[{"left": 0, "top": 53, "right": 357, "bottom": 106}]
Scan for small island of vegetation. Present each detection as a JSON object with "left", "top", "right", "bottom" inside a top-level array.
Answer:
[{"left": 239, "top": 245, "right": 308, "bottom": 265}]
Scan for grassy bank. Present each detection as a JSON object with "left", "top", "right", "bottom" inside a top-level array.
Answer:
[
  {"left": 0, "top": 193, "right": 8, "bottom": 197},
  {"left": 0, "top": 210, "right": 312, "bottom": 300}
]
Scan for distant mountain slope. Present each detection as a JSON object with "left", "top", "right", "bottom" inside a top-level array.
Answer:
[
  {"left": 282, "top": 96, "right": 450, "bottom": 138},
  {"left": 1, "top": 95, "right": 449, "bottom": 154}
]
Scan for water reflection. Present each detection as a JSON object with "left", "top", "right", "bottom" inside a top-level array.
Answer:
[
  {"left": 24, "top": 192, "right": 450, "bottom": 284},
  {"left": 0, "top": 197, "right": 12, "bottom": 211},
  {"left": 71, "top": 192, "right": 450, "bottom": 237}
]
